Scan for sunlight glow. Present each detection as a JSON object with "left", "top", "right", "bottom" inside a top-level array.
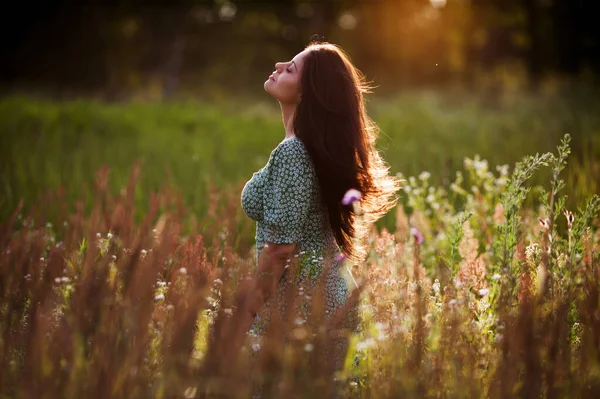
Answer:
[{"left": 430, "top": 0, "right": 447, "bottom": 9}]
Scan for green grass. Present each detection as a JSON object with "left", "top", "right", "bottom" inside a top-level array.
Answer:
[{"left": 2, "top": 91, "right": 599, "bottom": 243}]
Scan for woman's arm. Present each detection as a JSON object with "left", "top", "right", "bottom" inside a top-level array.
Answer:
[{"left": 234, "top": 241, "right": 297, "bottom": 334}]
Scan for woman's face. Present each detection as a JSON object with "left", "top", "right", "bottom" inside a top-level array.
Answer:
[{"left": 264, "top": 50, "right": 309, "bottom": 105}]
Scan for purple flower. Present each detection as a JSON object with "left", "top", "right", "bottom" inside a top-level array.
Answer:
[
  {"left": 342, "top": 188, "right": 362, "bottom": 206},
  {"left": 410, "top": 227, "right": 424, "bottom": 245},
  {"left": 335, "top": 252, "right": 346, "bottom": 262}
]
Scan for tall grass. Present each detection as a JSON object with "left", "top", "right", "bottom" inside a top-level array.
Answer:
[
  {"left": 1, "top": 132, "right": 599, "bottom": 398},
  {"left": 2, "top": 92, "right": 599, "bottom": 248}
]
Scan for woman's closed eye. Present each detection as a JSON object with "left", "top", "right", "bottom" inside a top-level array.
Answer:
[{"left": 285, "top": 67, "right": 292, "bottom": 73}]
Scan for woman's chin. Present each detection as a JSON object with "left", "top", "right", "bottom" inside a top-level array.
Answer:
[{"left": 263, "top": 81, "right": 274, "bottom": 94}]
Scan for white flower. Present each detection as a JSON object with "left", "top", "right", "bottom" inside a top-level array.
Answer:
[
  {"left": 356, "top": 341, "right": 368, "bottom": 351},
  {"left": 432, "top": 279, "right": 440, "bottom": 294},
  {"left": 418, "top": 171, "right": 431, "bottom": 181},
  {"left": 179, "top": 267, "right": 187, "bottom": 275},
  {"left": 478, "top": 288, "right": 490, "bottom": 296},
  {"left": 107, "top": 232, "right": 113, "bottom": 239},
  {"left": 154, "top": 294, "right": 165, "bottom": 301},
  {"left": 374, "top": 322, "right": 387, "bottom": 331},
  {"left": 492, "top": 273, "right": 501, "bottom": 280},
  {"left": 304, "top": 343, "right": 314, "bottom": 352}
]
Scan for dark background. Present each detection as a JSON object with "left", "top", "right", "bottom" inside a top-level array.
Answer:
[{"left": 2, "top": 0, "right": 599, "bottom": 99}]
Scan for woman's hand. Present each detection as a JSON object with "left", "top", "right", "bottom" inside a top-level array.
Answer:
[
  {"left": 220, "top": 242, "right": 298, "bottom": 360},
  {"left": 238, "top": 241, "right": 297, "bottom": 331}
]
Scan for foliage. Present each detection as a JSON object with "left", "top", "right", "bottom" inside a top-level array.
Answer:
[
  {"left": 1, "top": 133, "right": 600, "bottom": 398},
  {"left": 2, "top": 92, "right": 599, "bottom": 252}
]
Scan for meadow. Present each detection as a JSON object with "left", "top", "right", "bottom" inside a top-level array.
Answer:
[{"left": 1, "top": 91, "right": 600, "bottom": 398}]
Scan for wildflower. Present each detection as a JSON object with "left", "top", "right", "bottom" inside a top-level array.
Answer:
[
  {"left": 112, "top": 255, "right": 117, "bottom": 260},
  {"left": 432, "top": 279, "right": 440, "bottom": 294},
  {"left": 223, "top": 308, "right": 233, "bottom": 315},
  {"left": 374, "top": 322, "right": 387, "bottom": 331},
  {"left": 356, "top": 341, "right": 368, "bottom": 351},
  {"left": 96, "top": 232, "right": 101, "bottom": 238},
  {"left": 341, "top": 188, "right": 362, "bottom": 205},
  {"left": 538, "top": 218, "right": 550, "bottom": 231},
  {"left": 140, "top": 249, "right": 148, "bottom": 257},
  {"left": 525, "top": 243, "right": 541, "bottom": 261},
  {"left": 61, "top": 277, "right": 70, "bottom": 283},
  {"left": 564, "top": 210, "right": 574, "bottom": 230},
  {"left": 418, "top": 171, "right": 431, "bottom": 181},
  {"left": 157, "top": 281, "right": 167, "bottom": 287},
  {"left": 492, "top": 273, "right": 501, "bottom": 280},
  {"left": 478, "top": 288, "right": 490, "bottom": 296},
  {"left": 304, "top": 343, "right": 314, "bottom": 352},
  {"left": 154, "top": 294, "right": 165, "bottom": 301},
  {"left": 179, "top": 267, "right": 187, "bottom": 275},
  {"left": 410, "top": 227, "right": 424, "bottom": 244},
  {"left": 448, "top": 299, "right": 457, "bottom": 306},
  {"left": 251, "top": 343, "right": 261, "bottom": 352},
  {"left": 107, "top": 232, "right": 113, "bottom": 239},
  {"left": 213, "top": 278, "right": 223, "bottom": 286}
]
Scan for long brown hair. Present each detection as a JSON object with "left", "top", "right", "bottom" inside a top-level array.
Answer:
[{"left": 293, "top": 42, "right": 402, "bottom": 264}]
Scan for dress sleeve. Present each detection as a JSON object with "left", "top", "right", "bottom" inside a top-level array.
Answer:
[{"left": 262, "top": 139, "right": 315, "bottom": 244}]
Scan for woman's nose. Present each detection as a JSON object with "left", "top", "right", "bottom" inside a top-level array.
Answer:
[{"left": 275, "top": 62, "right": 283, "bottom": 72}]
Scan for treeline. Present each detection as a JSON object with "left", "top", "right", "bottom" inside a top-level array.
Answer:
[{"left": 1, "top": 0, "right": 599, "bottom": 98}]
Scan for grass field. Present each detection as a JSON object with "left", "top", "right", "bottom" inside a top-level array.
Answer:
[
  {"left": 2, "top": 91, "right": 599, "bottom": 252},
  {"left": 1, "top": 91, "right": 600, "bottom": 397}
]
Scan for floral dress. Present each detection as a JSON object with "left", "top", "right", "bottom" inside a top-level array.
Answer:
[{"left": 241, "top": 135, "right": 356, "bottom": 369}]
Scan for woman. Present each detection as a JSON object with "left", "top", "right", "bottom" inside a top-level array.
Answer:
[{"left": 238, "top": 41, "right": 401, "bottom": 371}]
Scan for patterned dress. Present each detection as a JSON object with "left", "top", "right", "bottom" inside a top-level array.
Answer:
[{"left": 241, "top": 135, "right": 356, "bottom": 370}]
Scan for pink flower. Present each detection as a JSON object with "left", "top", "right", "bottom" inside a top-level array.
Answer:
[
  {"left": 410, "top": 227, "right": 424, "bottom": 244},
  {"left": 342, "top": 188, "right": 362, "bottom": 205},
  {"left": 335, "top": 252, "right": 346, "bottom": 262}
]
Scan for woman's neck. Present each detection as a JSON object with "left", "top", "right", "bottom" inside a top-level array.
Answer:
[{"left": 280, "top": 102, "right": 296, "bottom": 139}]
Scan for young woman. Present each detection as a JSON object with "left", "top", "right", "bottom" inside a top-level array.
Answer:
[{"left": 238, "top": 41, "right": 401, "bottom": 371}]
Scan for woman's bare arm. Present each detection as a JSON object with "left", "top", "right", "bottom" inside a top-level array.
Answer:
[{"left": 234, "top": 241, "right": 297, "bottom": 333}]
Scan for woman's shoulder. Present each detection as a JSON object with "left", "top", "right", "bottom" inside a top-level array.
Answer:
[{"left": 272, "top": 135, "right": 309, "bottom": 163}]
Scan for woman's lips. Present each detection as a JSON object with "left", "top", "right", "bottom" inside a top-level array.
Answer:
[{"left": 269, "top": 74, "right": 275, "bottom": 81}]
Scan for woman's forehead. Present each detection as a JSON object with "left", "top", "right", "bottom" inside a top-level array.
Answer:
[{"left": 291, "top": 50, "right": 310, "bottom": 68}]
